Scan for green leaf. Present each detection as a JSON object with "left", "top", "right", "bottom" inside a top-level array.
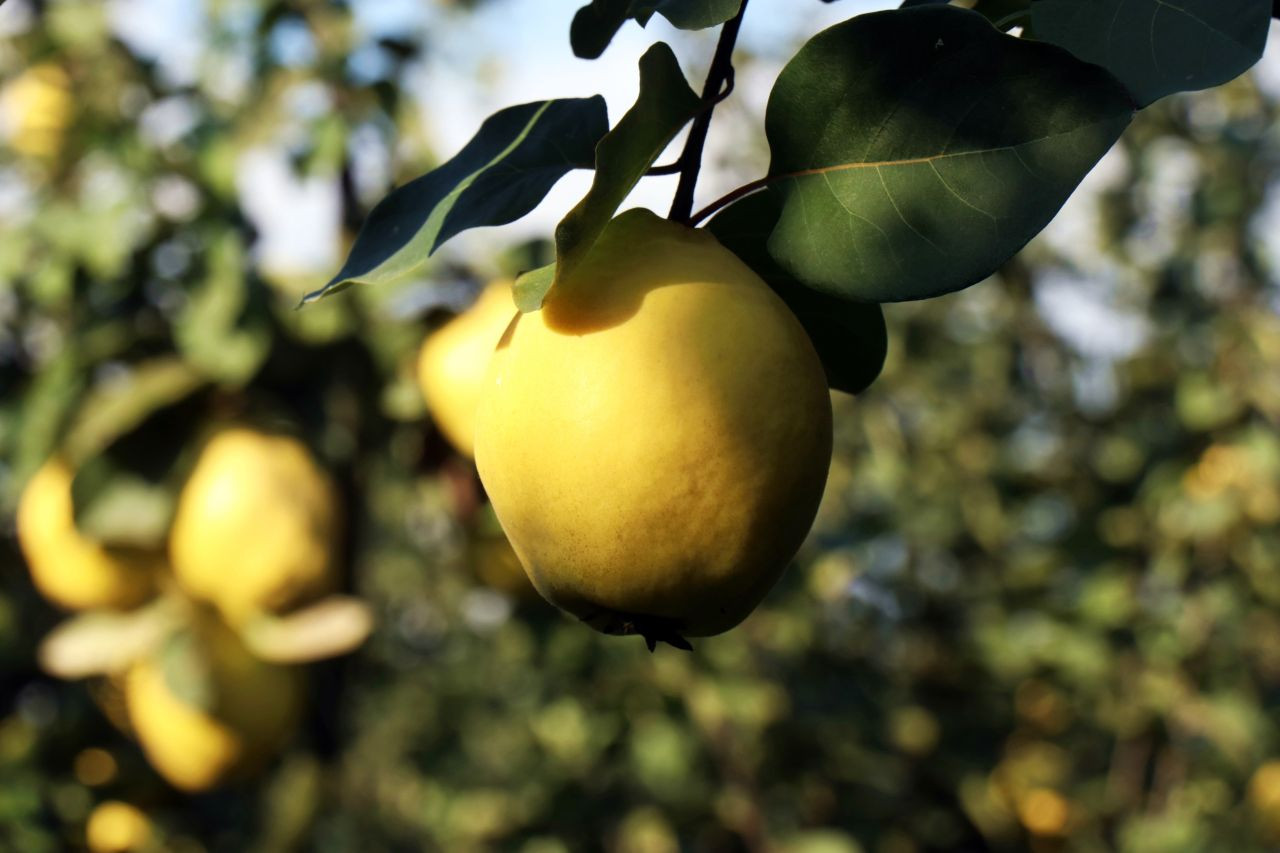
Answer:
[
  {"left": 303, "top": 97, "right": 609, "bottom": 305},
  {"left": 706, "top": 191, "right": 887, "bottom": 395},
  {"left": 70, "top": 467, "right": 176, "bottom": 548},
  {"left": 9, "top": 344, "right": 85, "bottom": 508},
  {"left": 523, "top": 42, "right": 700, "bottom": 311},
  {"left": 161, "top": 628, "right": 216, "bottom": 712},
  {"left": 1030, "top": 0, "right": 1270, "bottom": 106},
  {"left": 175, "top": 231, "right": 271, "bottom": 387},
  {"left": 514, "top": 263, "right": 557, "bottom": 313},
  {"left": 571, "top": 0, "right": 743, "bottom": 59},
  {"left": 762, "top": 6, "right": 1133, "bottom": 303}
]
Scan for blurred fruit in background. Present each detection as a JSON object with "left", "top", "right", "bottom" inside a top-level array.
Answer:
[
  {"left": 0, "top": 62, "right": 72, "bottom": 160},
  {"left": 169, "top": 426, "right": 339, "bottom": 626},
  {"left": 124, "top": 613, "right": 303, "bottom": 792},
  {"left": 84, "top": 800, "right": 152, "bottom": 853},
  {"left": 16, "top": 419, "right": 367, "bottom": 797},
  {"left": 416, "top": 278, "right": 540, "bottom": 601},
  {"left": 417, "top": 279, "right": 516, "bottom": 459},
  {"left": 17, "top": 458, "right": 160, "bottom": 611},
  {"left": 1250, "top": 760, "right": 1280, "bottom": 840}
]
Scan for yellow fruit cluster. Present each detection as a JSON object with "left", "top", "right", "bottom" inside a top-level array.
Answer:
[{"left": 17, "top": 427, "right": 340, "bottom": 791}]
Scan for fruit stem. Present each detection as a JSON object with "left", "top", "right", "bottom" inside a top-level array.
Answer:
[
  {"left": 668, "top": 0, "right": 749, "bottom": 223},
  {"left": 686, "top": 174, "right": 771, "bottom": 227}
]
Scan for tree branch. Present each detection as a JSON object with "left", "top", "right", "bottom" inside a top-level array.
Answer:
[{"left": 668, "top": 0, "right": 749, "bottom": 223}]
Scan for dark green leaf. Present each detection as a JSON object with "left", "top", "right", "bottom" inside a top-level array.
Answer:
[
  {"left": 973, "top": 0, "right": 1030, "bottom": 29},
  {"left": 522, "top": 42, "right": 700, "bottom": 311},
  {"left": 303, "top": 97, "right": 608, "bottom": 304},
  {"left": 1031, "top": 0, "right": 1270, "bottom": 106},
  {"left": 706, "top": 191, "right": 887, "bottom": 395},
  {"left": 571, "top": 0, "right": 634, "bottom": 59},
  {"left": 644, "top": 0, "right": 743, "bottom": 28},
  {"left": 763, "top": 6, "right": 1133, "bottom": 303},
  {"left": 571, "top": 0, "right": 743, "bottom": 59}
]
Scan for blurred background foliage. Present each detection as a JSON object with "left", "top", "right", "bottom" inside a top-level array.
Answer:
[{"left": 2, "top": 0, "right": 1280, "bottom": 851}]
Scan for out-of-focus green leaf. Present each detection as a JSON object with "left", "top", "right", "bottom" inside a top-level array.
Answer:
[
  {"left": 161, "top": 628, "right": 215, "bottom": 712},
  {"left": 241, "top": 596, "right": 374, "bottom": 664},
  {"left": 37, "top": 601, "right": 180, "bottom": 679},
  {"left": 10, "top": 345, "right": 84, "bottom": 502},
  {"left": 175, "top": 231, "right": 271, "bottom": 386},
  {"left": 1031, "top": 0, "right": 1270, "bottom": 106},
  {"left": 304, "top": 97, "right": 609, "bottom": 304},
  {"left": 61, "top": 358, "right": 205, "bottom": 466},
  {"left": 60, "top": 359, "right": 205, "bottom": 546},
  {"left": 762, "top": 6, "right": 1133, "bottom": 303}
]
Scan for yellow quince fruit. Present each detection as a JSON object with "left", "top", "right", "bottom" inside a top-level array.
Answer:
[
  {"left": 16, "top": 458, "right": 160, "bottom": 611},
  {"left": 474, "top": 209, "right": 832, "bottom": 645},
  {"left": 169, "top": 428, "right": 339, "bottom": 625}
]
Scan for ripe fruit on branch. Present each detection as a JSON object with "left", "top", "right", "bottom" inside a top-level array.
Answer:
[
  {"left": 124, "top": 617, "right": 301, "bottom": 792},
  {"left": 474, "top": 209, "right": 833, "bottom": 646},
  {"left": 169, "top": 427, "right": 339, "bottom": 625},
  {"left": 418, "top": 280, "right": 517, "bottom": 458},
  {"left": 16, "top": 459, "right": 160, "bottom": 611},
  {"left": 85, "top": 801, "right": 152, "bottom": 853}
]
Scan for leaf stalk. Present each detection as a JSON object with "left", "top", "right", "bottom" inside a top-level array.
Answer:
[{"left": 668, "top": 0, "right": 749, "bottom": 223}]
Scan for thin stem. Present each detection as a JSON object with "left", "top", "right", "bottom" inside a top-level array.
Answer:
[
  {"left": 646, "top": 160, "right": 684, "bottom": 176},
  {"left": 668, "top": 0, "right": 749, "bottom": 222},
  {"left": 686, "top": 174, "right": 770, "bottom": 227}
]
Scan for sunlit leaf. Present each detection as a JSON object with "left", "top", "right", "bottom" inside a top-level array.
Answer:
[{"left": 304, "top": 97, "right": 609, "bottom": 304}]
